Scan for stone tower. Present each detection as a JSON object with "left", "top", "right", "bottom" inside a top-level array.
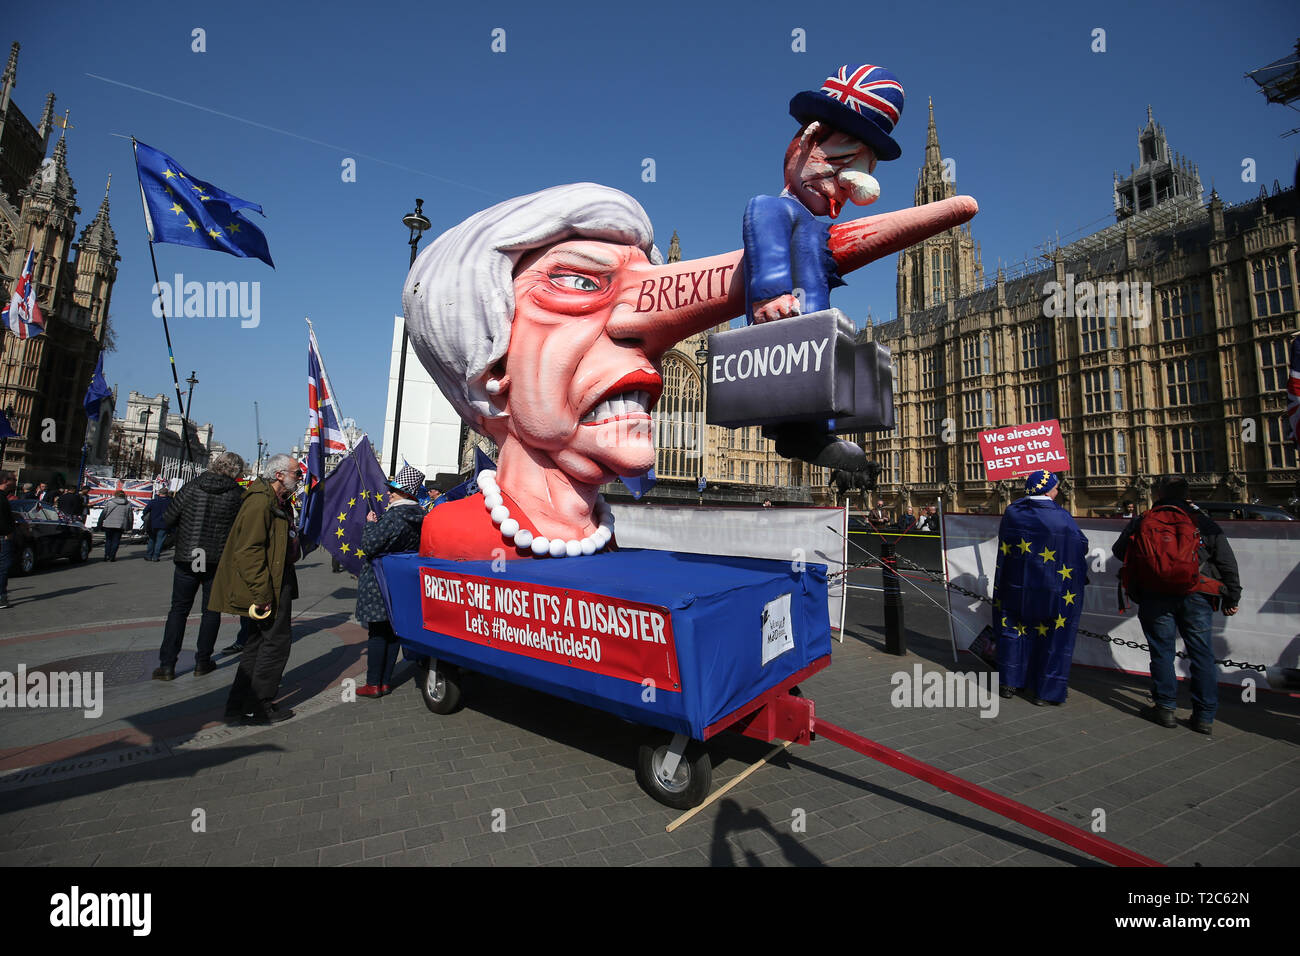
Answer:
[
  {"left": 1113, "top": 106, "right": 1203, "bottom": 220},
  {"left": 896, "top": 98, "right": 983, "bottom": 315}
]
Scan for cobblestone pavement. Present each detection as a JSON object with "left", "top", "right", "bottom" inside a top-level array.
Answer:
[{"left": 1, "top": 540, "right": 1297, "bottom": 867}]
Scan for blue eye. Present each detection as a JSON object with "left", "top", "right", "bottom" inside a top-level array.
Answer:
[{"left": 553, "top": 274, "right": 601, "bottom": 292}]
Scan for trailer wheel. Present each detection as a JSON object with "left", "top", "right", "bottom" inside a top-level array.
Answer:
[
  {"left": 636, "top": 734, "right": 711, "bottom": 810},
  {"left": 418, "top": 659, "right": 462, "bottom": 715}
]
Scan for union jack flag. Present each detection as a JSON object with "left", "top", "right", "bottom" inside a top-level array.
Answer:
[
  {"left": 306, "top": 322, "right": 348, "bottom": 485},
  {"left": 1287, "top": 336, "right": 1300, "bottom": 448},
  {"left": 821, "top": 64, "right": 903, "bottom": 127},
  {"left": 3, "top": 248, "right": 45, "bottom": 339},
  {"left": 84, "top": 476, "right": 157, "bottom": 510}
]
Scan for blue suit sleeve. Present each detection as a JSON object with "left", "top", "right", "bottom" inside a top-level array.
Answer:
[{"left": 743, "top": 196, "right": 798, "bottom": 304}]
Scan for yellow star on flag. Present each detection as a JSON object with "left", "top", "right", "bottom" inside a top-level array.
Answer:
[
  {"left": 340, "top": 543, "right": 350, "bottom": 554},
  {"left": 207, "top": 228, "right": 222, "bottom": 239},
  {"left": 1056, "top": 566, "right": 1073, "bottom": 580},
  {"left": 163, "top": 168, "right": 177, "bottom": 179},
  {"left": 348, "top": 497, "right": 357, "bottom": 507},
  {"left": 170, "top": 203, "right": 184, "bottom": 215},
  {"left": 227, "top": 221, "right": 241, "bottom": 233},
  {"left": 355, "top": 548, "right": 366, "bottom": 559},
  {"left": 1001, "top": 615, "right": 1009, "bottom": 627},
  {"left": 999, "top": 541, "right": 1010, "bottom": 556},
  {"left": 1035, "top": 622, "right": 1049, "bottom": 636},
  {"left": 185, "top": 218, "right": 199, "bottom": 232},
  {"left": 359, "top": 490, "right": 369, "bottom": 500},
  {"left": 1055, "top": 615, "right": 1067, "bottom": 629},
  {"left": 1038, "top": 547, "right": 1056, "bottom": 563},
  {"left": 1015, "top": 623, "right": 1027, "bottom": 636},
  {"left": 1017, "top": 539, "right": 1032, "bottom": 554},
  {"left": 1062, "top": 591, "right": 1076, "bottom": 606},
  {"left": 336, "top": 512, "right": 348, "bottom": 522},
  {"left": 335, "top": 527, "right": 345, "bottom": 539}
]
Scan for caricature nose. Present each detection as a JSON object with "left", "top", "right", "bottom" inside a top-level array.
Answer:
[{"left": 606, "top": 252, "right": 745, "bottom": 359}]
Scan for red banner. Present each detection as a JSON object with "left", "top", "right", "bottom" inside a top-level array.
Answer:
[
  {"left": 418, "top": 568, "right": 680, "bottom": 691},
  {"left": 977, "top": 419, "right": 1070, "bottom": 481}
]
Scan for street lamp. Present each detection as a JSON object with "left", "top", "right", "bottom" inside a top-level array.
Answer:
[
  {"left": 137, "top": 408, "right": 152, "bottom": 478},
  {"left": 390, "top": 198, "right": 433, "bottom": 477},
  {"left": 184, "top": 371, "right": 199, "bottom": 464},
  {"left": 694, "top": 345, "right": 709, "bottom": 503}
]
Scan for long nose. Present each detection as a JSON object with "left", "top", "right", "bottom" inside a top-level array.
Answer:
[{"left": 607, "top": 194, "right": 979, "bottom": 357}]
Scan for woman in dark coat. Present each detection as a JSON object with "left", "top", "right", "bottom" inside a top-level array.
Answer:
[{"left": 356, "top": 465, "right": 427, "bottom": 697}]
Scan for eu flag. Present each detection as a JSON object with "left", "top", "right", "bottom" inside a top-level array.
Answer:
[
  {"left": 992, "top": 497, "right": 1089, "bottom": 702},
  {"left": 83, "top": 353, "right": 112, "bottom": 421},
  {"left": 302, "top": 435, "right": 392, "bottom": 576},
  {"left": 133, "top": 140, "right": 274, "bottom": 267}
]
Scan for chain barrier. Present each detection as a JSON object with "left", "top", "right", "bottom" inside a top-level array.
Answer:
[{"left": 834, "top": 546, "right": 1269, "bottom": 674}]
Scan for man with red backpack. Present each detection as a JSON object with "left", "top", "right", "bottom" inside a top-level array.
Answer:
[{"left": 1113, "top": 475, "right": 1241, "bottom": 736}]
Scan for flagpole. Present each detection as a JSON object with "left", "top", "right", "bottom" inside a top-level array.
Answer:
[
  {"left": 132, "top": 137, "right": 195, "bottom": 465},
  {"left": 304, "top": 319, "right": 374, "bottom": 521}
]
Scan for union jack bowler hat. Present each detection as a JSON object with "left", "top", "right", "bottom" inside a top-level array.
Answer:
[
  {"left": 388, "top": 463, "right": 426, "bottom": 498},
  {"left": 790, "top": 64, "right": 905, "bottom": 161}
]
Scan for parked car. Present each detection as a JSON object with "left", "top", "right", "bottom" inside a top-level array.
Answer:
[
  {"left": 10, "top": 499, "right": 94, "bottom": 573},
  {"left": 1193, "top": 501, "right": 1295, "bottom": 522}
]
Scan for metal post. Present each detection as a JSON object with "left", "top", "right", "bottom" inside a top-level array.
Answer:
[
  {"left": 881, "top": 534, "right": 906, "bottom": 655},
  {"left": 391, "top": 198, "right": 431, "bottom": 477}
]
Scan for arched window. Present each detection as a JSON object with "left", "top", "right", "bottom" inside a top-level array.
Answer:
[{"left": 652, "top": 353, "right": 702, "bottom": 479}]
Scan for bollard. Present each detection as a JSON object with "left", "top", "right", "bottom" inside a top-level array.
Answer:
[{"left": 881, "top": 535, "right": 906, "bottom": 655}]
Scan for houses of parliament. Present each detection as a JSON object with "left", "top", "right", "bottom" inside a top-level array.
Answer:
[{"left": 635, "top": 102, "right": 1298, "bottom": 515}]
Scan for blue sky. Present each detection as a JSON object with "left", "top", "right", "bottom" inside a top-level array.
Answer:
[{"left": 13, "top": 0, "right": 1299, "bottom": 463}]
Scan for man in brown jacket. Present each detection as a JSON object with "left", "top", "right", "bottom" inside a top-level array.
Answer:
[{"left": 209, "top": 454, "right": 301, "bottom": 724}]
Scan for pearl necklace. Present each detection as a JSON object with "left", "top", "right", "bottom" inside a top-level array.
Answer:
[{"left": 478, "top": 470, "right": 614, "bottom": 558}]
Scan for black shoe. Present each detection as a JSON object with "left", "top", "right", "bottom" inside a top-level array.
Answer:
[
  {"left": 152, "top": 666, "right": 175, "bottom": 681},
  {"left": 1028, "top": 696, "right": 1063, "bottom": 706},
  {"left": 999, "top": 685, "right": 1015, "bottom": 699},
  {"left": 193, "top": 660, "right": 218, "bottom": 677},
  {"left": 1189, "top": 714, "right": 1213, "bottom": 736},
  {"left": 0, "top": 599, "right": 10, "bottom": 609},
  {"left": 220, "top": 642, "right": 246, "bottom": 656},
  {"left": 244, "top": 704, "right": 294, "bottom": 725},
  {"left": 772, "top": 426, "right": 866, "bottom": 471},
  {"left": 1140, "top": 704, "right": 1176, "bottom": 728},
  {"left": 223, "top": 709, "right": 252, "bottom": 724}
]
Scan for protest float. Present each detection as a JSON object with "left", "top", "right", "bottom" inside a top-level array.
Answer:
[{"left": 355, "top": 65, "right": 1160, "bottom": 864}]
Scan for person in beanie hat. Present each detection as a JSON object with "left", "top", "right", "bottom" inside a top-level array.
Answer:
[
  {"left": 990, "top": 471, "right": 1089, "bottom": 705},
  {"left": 355, "top": 463, "right": 427, "bottom": 697},
  {"left": 744, "top": 63, "right": 905, "bottom": 470}
]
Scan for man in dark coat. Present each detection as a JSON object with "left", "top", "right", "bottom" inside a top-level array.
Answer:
[
  {"left": 355, "top": 465, "right": 427, "bottom": 697},
  {"left": 0, "top": 470, "right": 14, "bottom": 609},
  {"left": 210, "top": 454, "right": 301, "bottom": 724},
  {"left": 142, "top": 487, "right": 173, "bottom": 561},
  {"left": 152, "top": 453, "right": 247, "bottom": 680},
  {"left": 56, "top": 486, "right": 85, "bottom": 519},
  {"left": 1113, "top": 475, "right": 1241, "bottom": 736},
  {"left": 992, "top": 471, "right": 1089, "bottom": 705}
]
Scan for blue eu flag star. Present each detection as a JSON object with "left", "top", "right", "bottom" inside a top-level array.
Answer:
[{"left": 133, "top": 140, "right": 274, "bottom": 267}]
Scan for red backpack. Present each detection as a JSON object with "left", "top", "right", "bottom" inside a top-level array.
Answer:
[{"left": 1119, "top": 505, "right": 1222, "bottom": 606}]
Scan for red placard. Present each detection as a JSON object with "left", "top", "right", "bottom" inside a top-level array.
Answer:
[
  {"left": 418, "top": 568, "right": 680, "bottom": 691},
  {"left": 977, "top": 419, "right": 1070, "bottom": 481}
]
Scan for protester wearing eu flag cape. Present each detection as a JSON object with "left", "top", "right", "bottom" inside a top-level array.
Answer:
[{"left": 992, "top": 471, "right": 1089, "bottom": 705}]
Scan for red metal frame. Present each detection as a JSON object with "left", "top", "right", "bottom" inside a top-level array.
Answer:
[
  {"left": 700, "top": 657, "right": 828, "bottom": 742},
  {"left": 701, "top": 671, "right": 1162, "bottom": 867}
]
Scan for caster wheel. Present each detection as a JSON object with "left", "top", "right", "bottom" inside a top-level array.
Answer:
[
  {"left": 418, "top": 659, "right": 463, "bottom": 715},
  {"left": 636, "top": 734, "right": 711, "bottom": 809}
]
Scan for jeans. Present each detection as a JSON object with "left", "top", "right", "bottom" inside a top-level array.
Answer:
[
  {"left": 103, "top": 528, "right": 124, "bottom": 560},
  {"left": 225, "top": 582, "right": 294, "bottom": 715},
  {"left": 159, "top": 565, "right": 222, "bottom": 668},
  {"left": 0, "top": 535, "right": 11, "bottom": 601},
  {"left": 1137, "top": 593, "right": 1218, "bottom": 723},
  {"left": 366, "top": 620, "right": 401, "bottom": 686},
  {"left": 145, "top": 528, "right": 168, "bottom": 560}
]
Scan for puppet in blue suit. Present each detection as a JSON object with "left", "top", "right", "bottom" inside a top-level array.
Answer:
[
  {"left": 743, "top": 64, "right": 904, "bottom": 469},
  {"left": 992, "top": 471, "right": 1090, "bottom": 705}
]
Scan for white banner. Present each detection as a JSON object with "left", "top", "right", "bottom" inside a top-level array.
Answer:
[
  {"left": 610, "top": 504, "right": 847, "bottom": 632},
  {"left": 943, "top": 514, "right": 1300, "bottom": 686}
]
